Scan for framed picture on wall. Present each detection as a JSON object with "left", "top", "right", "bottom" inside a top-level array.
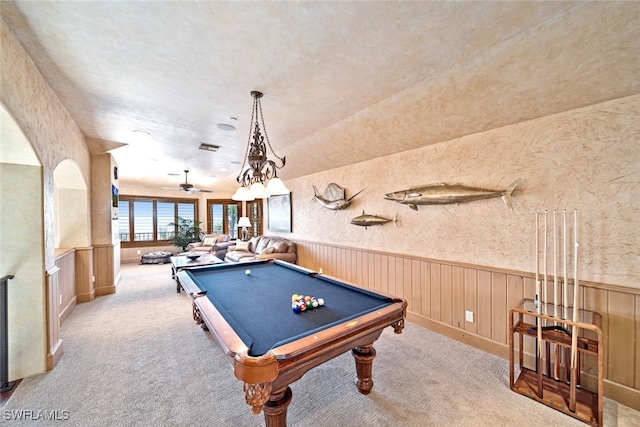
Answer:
[
  {"left": 112, "top": 184, "right": 119, "bottom": 219},
  {"left": 267, "top": 193, "right": 292, "bottom": 232}
]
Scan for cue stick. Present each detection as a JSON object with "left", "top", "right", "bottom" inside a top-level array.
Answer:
[
  {"left": 543, "top": 210, "right": 548, "bottom": 317},
  {"left": 563, "top": 209, "right": 568, "bottom": 320},
  {"left": 553, "top": 209, "right": 561, "bottom": 380},
  {"left": 569, "top": 209, "right": 580, "bottom": 412},
  {"left": 535, "top": 212, "right": 543, "bottom": 397},
  {"left": 563, "top": 209, "right": 569, "bottom": 382},
  {"left": 543, "top": 210, "right": 550, "bottom": 377}
]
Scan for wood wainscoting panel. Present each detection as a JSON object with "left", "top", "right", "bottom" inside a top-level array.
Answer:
[
  {"left": 636, "top": 294, "right": 640, "bottom": 391},
  {"left": 464, "top": 268, "right": 478, "bottom": 335},
  {"left": 477, "top": 270, "right": 492, "bottom": 340},
  {"left": 93, "top": 244, "right": 115, "bottom": 296},
  {"left": 44, "top": 266, "right": 63, "bottom": 370},
  {"left": 291, "top": 238, "right": 640, "bottom": 411},
  {"left": 54, "top": 249, "right": 76, "bottom": 325},
  {"left": 607, "top": 291, "right": 636, "bottom": 387},
  {"left": 410, "top": 259, "right": 422, "bottom": 316},
  {"left": 440, "top": 264, "right": 453, "bottom": 325},
  {"left": 74, "top": 247, "right": 94, "bottom": 303},
  {"left": 429, "top": 262, "right": 441, "bottom": 322},
  {"left": 452, "top": 266, "right": 465, "bottom": 329},
  {"left": 491, "top": 272, "right": 508, "bottom": 344}
]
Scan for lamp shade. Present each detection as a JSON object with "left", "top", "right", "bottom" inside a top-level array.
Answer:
[
  {"left": 232, "top": 186, "right": 255, "bottom": 201},
  {"left": 265, "top": 177, "right": 290, "bottom": 196},
  {"left": 237, "top": 216, "right": 252, "bottom": 227},
  {"left": 249, "top": 182, "right": 267, "bottom": 198}
]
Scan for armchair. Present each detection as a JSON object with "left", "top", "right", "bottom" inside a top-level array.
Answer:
[{"left": 186, "top": 233, "right": 233, "bottom": 259}]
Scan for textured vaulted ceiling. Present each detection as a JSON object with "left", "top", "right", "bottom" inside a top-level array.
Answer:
[{"left": 2, "top": 1, "right": 639, "bottom": 194}]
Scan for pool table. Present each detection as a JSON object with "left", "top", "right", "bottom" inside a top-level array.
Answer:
[{"left": 177, "top": 259, "right": 407, "bottom": 427}]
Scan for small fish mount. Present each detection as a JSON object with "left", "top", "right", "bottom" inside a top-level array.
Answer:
[
  {"left": 312, "top": 183, "right": 363, "bottom": 210},
  {"left": 350, "top": 211, "right": 398, "bottom": 229}
]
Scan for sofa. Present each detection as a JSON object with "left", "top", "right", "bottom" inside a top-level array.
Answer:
[
  {"left": 224, "top": 235, "right": 297, "bottom": 264},
  {"left": 186, "top": 233, "right": 233, "bottom": 259}
]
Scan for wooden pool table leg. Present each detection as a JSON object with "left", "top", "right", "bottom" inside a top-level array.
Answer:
[
  {"left": 352, "top": 343, "right": 376, "bottom": 394},
  {"left": 262, "top": 386, "right": 292, "bottom": 427}
]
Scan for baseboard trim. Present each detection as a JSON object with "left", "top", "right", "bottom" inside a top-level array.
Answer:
[
  {"left": 76, "top": 291, "right": 95, "bottom": 303},
  {"left": 95, "top": 286, "right": 115, "bottom": 296},
  {"left": 59, "top": 296, "right": 77, "bottom": 325},
  {"left": 604, "top": 380, "right": 640, "bottom": 412},
  {"left": 46, "top": 339, "right": 63, "bottom": 371}
]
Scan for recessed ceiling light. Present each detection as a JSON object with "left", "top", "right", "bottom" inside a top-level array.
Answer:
[
  {"left": 217, "top": 123, "right": 236, "bottom": 131},
  {"left": 230, "top": 161, "right": 241, "bottom": 165},
  {"left": 219, "top": 168, "right": 228, "bottom": 172}
]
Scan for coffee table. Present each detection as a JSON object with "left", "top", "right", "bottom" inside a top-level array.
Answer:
[{"left": 170, "top": 253, "right": 223, "bottom": 292}]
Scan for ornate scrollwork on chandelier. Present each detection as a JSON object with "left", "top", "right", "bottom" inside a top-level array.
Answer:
[{"left": 233, "top": 91, "right": 289, "bottom": 200}]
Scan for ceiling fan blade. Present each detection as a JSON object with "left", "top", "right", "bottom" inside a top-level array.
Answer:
[{"left": 193, "top": 188, "right": 213, "bottom": 193}]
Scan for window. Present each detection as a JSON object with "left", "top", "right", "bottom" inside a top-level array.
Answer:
[
  {"left": 118, "top": 196, "right": 198, "bottom": 246},
  {"left": 246, "top": 200, "right": 263, "bottom": 239},
  {"left": 207, "top": 200, "right": 240, "bottom": 239}
]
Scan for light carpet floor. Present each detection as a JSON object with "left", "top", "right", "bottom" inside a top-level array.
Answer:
[{"left": 3, "top": 263, "right": 639, "bottom": 426}]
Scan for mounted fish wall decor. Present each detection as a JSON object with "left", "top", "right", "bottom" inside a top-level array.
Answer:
[
  {"left": 312, "top": 183, "right": 363, "bottom": 210},
  {"left": 350, "top": 211, "right": 398, "bottom": 229},
  {"left": 384, "top": 179, "right": 521, "bottom": 211}
]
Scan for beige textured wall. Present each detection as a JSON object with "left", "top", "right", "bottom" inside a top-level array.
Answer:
[
  {"left": 1, "top": 18, "right": 91, "bottom": 379},
  {"left": 91, "top": 153, "right": 116, "bottom": 245},
  {"left": 282, "top": 95, "right": 640, "bottom": 290},
  {"left": 1, "top": 19, "right": 91, "bottom": 269}
]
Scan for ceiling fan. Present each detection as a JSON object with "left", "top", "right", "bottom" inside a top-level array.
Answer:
[{"left": 163, "top": 170, "right": 212, "bottom": 193}]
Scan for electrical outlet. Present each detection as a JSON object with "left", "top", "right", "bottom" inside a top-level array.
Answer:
[
  {"left": 318, "top": 267, "right": 323, "bottom": 274},
  {"left": 465, "top": 310, "right": 474, "bottom": 323}
]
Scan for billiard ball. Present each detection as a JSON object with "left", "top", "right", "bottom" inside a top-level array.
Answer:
[
  {"left": 292, "top": 304, "right": 300, "bottom": 313},
  {"left": 245, "top": 269, "right": 251, "bottom": 275},
  {"left": 318, "top": 298, "right": 324, "bottom": 306},
  {"left": 312, "top": 300, "right": 319, "bottom": 308}
]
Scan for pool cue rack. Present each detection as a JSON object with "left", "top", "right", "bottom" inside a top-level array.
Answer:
[{"left": 509, "top": 299, "right": 603, "bottom": 426}]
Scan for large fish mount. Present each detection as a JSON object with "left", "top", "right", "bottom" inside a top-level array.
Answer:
[
  {"left": 350, "top": 211, "right": 398, "bottom": 229},
  {"left": 312, "top": 183, "right": 363, "bottom": 210},
  {"left": 384, "top": 179, "right": 521, "bottom": 211}
]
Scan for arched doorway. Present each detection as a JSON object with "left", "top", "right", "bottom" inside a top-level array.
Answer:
[{"left": 0, "top": 103, "right": 47, "bottom": 379}]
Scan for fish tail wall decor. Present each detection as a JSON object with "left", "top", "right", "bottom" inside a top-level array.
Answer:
[{"left": 384, "top": 179, "right": 521, "bottom": 211}]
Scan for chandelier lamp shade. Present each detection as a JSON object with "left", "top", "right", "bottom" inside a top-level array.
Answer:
[{"left": 232, "top": 91, "right": 290, "bottom": 201}]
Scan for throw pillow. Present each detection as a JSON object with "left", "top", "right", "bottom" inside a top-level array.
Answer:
[
  {"left": 260, "top": 246, "right": 275, "bottom": 255},
  {"left": 235, "top": 241, "right": 250, "bottom": 251},
  {"left": 216, "top": 235, "right": 229, "bottom": 243},
  {"left": 203, "top": 237, "right": 216, "bottom": 246}
]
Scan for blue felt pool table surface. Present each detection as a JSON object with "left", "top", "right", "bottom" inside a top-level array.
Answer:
[{"left": 182, "top": 260, "right": 395, "bottom": 356}]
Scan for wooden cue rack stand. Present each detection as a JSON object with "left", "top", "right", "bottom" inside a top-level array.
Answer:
[{"left": 509, "top": 299, "right": 603, "bottom": 426}]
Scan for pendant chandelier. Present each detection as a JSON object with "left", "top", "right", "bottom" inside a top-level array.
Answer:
[{"left": 232, "top": 91, "right": 289, "bottom": 201}]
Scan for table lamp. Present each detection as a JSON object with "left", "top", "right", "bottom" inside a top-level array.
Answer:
[{"left": 238, "top": 217, "right": 251, "bottom": 241}]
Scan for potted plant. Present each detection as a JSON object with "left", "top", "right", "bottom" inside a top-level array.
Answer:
[{"left": 169, "top": 217, "right": 203, "bottom": 251}]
